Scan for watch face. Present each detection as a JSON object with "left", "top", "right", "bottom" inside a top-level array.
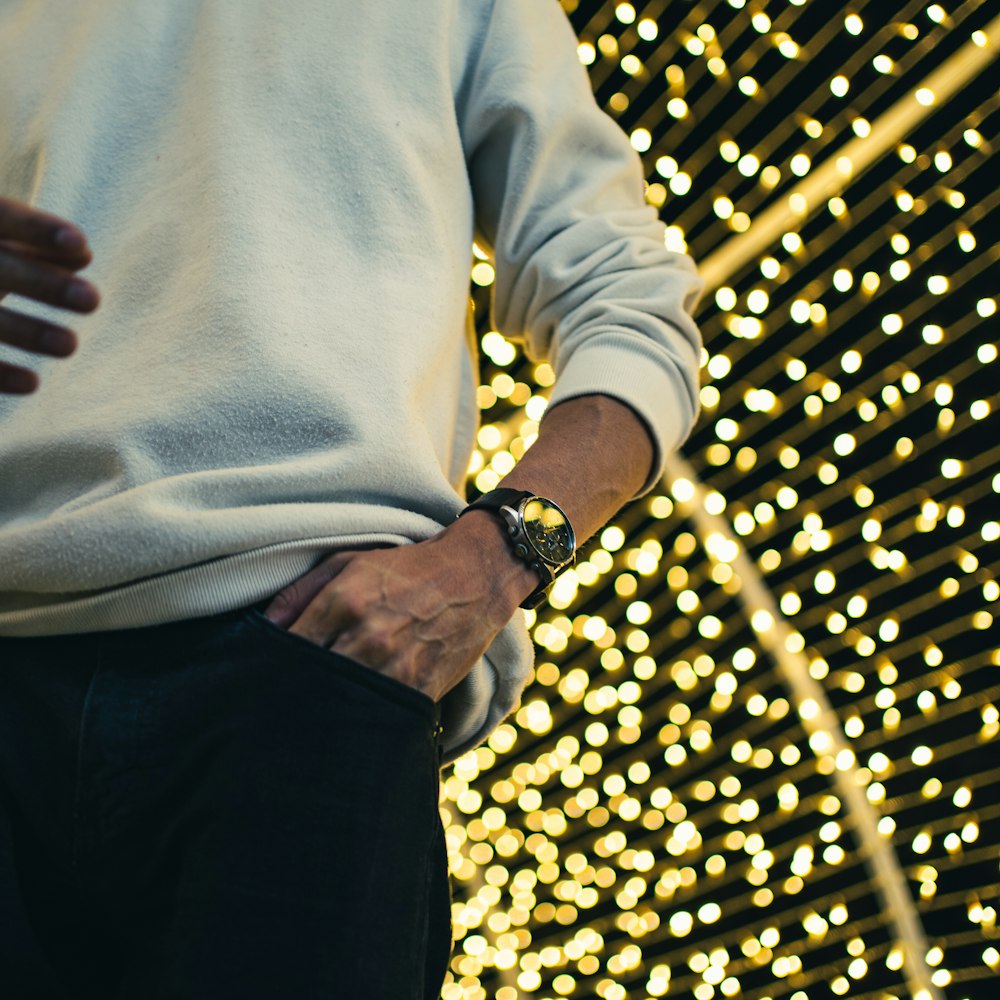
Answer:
[{"left": 522, "top": 498, "right": 575, "bottom": 564}]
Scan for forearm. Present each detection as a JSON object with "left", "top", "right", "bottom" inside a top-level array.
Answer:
[
  {"left": 494, "top": 393, "right": 653, "bottom": 541},
  {"left": 443, "top": 393, "right": 656, "bottom": 607}
]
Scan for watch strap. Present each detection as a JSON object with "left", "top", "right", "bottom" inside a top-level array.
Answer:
[
  {"left": 461, "top": 488, "right": 534, "bottom": 515},
  {"left": 458, "top": 489, "right": 566, "bottom": 610}
]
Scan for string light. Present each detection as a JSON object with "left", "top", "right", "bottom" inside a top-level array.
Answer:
[{"left": 456, "top": 2, "right": 998, "bottom": 998}]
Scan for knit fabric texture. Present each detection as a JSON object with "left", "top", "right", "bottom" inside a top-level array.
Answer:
[{"left": 0, "top": 0, "right": 703, "bottom": 763}]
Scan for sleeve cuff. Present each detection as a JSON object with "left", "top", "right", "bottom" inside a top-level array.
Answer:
[{"left": 544, "top": 332, "right": 700, "bottom": 499}]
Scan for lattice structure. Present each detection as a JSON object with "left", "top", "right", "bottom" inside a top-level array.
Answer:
[{"left": 446, "top": 3, "right": 999, "bottom": 999}]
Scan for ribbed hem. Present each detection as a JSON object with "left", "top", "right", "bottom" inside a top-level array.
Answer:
[{"left": 0, "top": 534, "right": 412, "bottom": 636}]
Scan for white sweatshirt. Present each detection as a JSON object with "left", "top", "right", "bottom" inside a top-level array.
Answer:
[{"left": 0, "top": 0, "right": 703, "bottom": 762}]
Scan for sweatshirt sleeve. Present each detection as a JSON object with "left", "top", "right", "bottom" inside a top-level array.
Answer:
[{"left": 457, "top": 0, "right": 705, "bottom": 498}]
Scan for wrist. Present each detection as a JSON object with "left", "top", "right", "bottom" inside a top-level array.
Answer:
[{"left": 442, "top": 508, "right": 541, "bottom": 608}]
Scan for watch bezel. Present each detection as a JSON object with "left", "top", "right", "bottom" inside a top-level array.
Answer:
[{"left": 513, "top": 495, "right": 576, "bottom": 568}]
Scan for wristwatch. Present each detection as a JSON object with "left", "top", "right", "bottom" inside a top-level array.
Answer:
[{"left": 458, "top": 488, "right": 577, "bottom": 610}]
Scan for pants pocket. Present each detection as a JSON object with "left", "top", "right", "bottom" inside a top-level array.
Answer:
[{"left": 245, "top": 609, "right": 441, "bottom": 727}]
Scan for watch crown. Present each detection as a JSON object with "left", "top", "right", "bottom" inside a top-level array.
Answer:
[
  {"left": 514, "top": 543, "right": 529, "bottom": 559},
  {"left": 506, "top": 524, "right": 517, "bottom": 537}
]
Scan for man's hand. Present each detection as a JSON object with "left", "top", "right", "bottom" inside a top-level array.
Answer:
[
  {"left": 258, "top": 396, "right": 657, "bottom": 703},
  {"left": 0, "top": 197, "right": 100, "bottom": 394},
  {"left": 261, "top": 511, "right": 538, "bottom": 703}
]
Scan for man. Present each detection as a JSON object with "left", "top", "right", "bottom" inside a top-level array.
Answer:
[{"left": 0, "top": 0, "right": 702, "bottom": 996}]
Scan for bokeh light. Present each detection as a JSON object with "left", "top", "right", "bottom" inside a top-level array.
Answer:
[{"left": 449, "top": 3, "right": 998, "bottom": 998}]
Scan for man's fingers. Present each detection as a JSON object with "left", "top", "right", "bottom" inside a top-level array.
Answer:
[
  {"left": 0, "top": 363, "right": 39, "bottom": 395},
  {"left": 0, "top": 245, "right": 100, "bottom": 312},
  {"left": 0, "top": 196, "right": 89, "bottom": 254},
  {"left": 0, "top": 207, "right": 96, "bottom": 388},
  {"left": 0, "top": 238, "right": 93, "bottom": 270},
  {"left": 263, "top": 553, "right": 353, "bottom": 626},
  {"left": 0, "top": 305, "right": 76, "bottom": 356}
]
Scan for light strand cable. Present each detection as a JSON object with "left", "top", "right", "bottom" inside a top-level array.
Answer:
[
  {"left": 662, "top": 448, "right": 943, "bottom": 1000},
  {"left": 486, "top": 12, "right": 1000, "bottom": 997},
  {"left": 695, "top": 10, "right": 1000, "bottom": 292}
]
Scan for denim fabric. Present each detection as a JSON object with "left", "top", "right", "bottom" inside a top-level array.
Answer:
[{"left": 0, "top": 602, "right": 452, "bottom": 999}]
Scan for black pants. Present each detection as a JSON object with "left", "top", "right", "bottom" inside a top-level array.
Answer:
[{"left": 0, "top": 602, "right": 452, "bottom": 999}]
